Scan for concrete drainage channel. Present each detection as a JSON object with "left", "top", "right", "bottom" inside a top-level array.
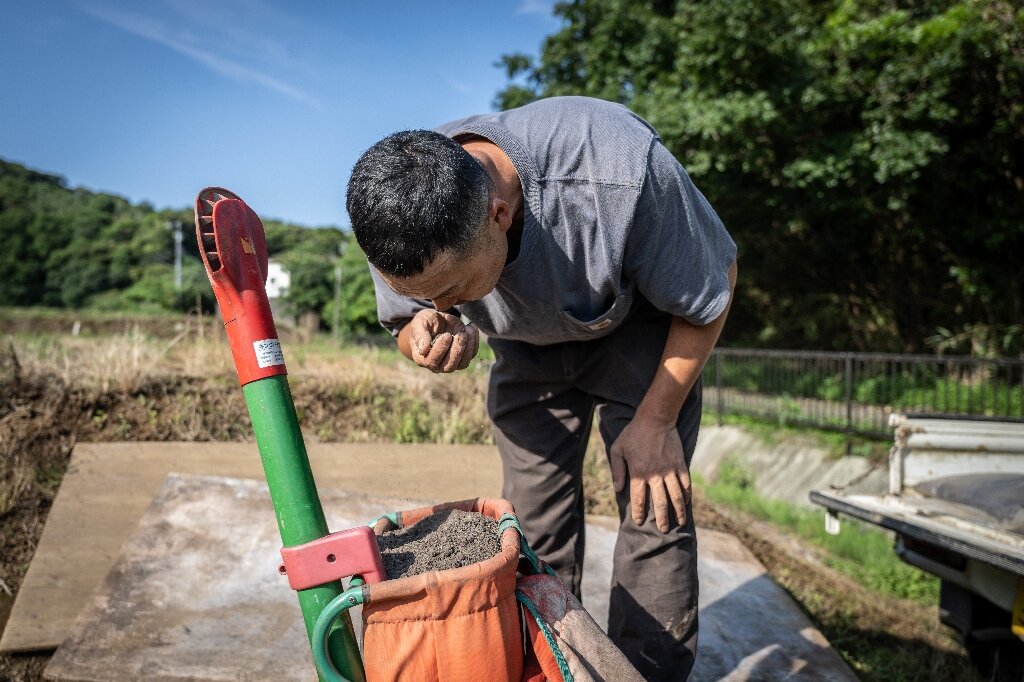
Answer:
[{"left": 690, "top": 425, "right": 888, "bottom": 505}]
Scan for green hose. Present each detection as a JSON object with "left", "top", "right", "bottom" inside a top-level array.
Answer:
[{"left": 312, "top": 583, "right": 367, "bottom": 682}]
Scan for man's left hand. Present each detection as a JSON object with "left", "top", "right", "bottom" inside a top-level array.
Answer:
[{"left": 609, "top": 415, "right": 691, "bottom": 533}]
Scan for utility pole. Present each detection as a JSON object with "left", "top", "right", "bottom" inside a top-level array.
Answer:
[
  {"left": 172, "top": 219, "right": 183, "bottom": 291},
  {"left": 333, "top": 264, "right": 342, "bottom": 341},
  {"left": 333, "top": 240, "right": 346, "bottom": 341}
]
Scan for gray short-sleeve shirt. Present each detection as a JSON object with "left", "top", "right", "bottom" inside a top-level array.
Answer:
[{"left": 370, "top": 96, "right": 737, "bottom": 346}]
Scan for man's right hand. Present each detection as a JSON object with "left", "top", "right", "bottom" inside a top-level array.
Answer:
[{"left": 399, "top": 309, "right": 480, "bottom": 373}]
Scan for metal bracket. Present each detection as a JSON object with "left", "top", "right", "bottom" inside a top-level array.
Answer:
[
  {"left": 279, "top": 526, "right": 386, "bottom": 590},
  {"left": 824, "top": 510, "right": 842, "bottom": 536}
]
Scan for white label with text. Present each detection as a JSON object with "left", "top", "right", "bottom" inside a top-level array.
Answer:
[{"left": 253, "top": 339, "right": 285, "bottom": 368}]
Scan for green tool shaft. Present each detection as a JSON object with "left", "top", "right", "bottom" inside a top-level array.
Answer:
[{"left": 242, "top": 375, "right": 364, "bottom": 682}]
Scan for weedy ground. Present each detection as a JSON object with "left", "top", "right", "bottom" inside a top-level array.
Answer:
[{"left": 0, "top": 315, "right": 982, "bottom": 681}]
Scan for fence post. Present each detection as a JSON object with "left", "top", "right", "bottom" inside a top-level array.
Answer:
[
  {"left": 715, "top": 352, "right": 723, "bottom": 426},
  {"left": 844, "top": 354, "right": 853, "bottom": 455}
]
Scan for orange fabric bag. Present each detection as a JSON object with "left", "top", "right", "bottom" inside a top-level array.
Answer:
[{"left": 361, "top": 498, "right": 524, "bottom": 682}]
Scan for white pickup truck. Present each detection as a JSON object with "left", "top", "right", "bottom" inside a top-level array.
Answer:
[{"left": 811, "top": 414, "right": 1024, "bottom": 681}]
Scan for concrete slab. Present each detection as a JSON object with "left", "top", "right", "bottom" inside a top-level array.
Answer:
[
  {"left": 9, "top": 441, "right": 857, "bottom": 681},
  {"left": 580, "top": 518, "right": 857, "bottom": 682},
  {"left": 45, "top": 475, "right": 413, "bottom": 682},
  {"left": 693, "top": 555, "right": 859, "bottom": 680},
  {"left": 5, "top": 427, "right": 885, "bottom": 654},
  {"left": 0, "top": 442, "right": 502, "bottom": 654},
  {"left": 45, "top": 474, "right": 854, "bottom": 681}
]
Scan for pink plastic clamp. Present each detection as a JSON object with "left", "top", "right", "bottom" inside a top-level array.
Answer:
[{"left": 278, "top": 526, "right": 386, "bottom": 590}]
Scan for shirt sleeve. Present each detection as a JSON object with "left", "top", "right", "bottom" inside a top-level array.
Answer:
[
  {"left": 624, "top": 140, "right": 737, "bottom": 325},
  {"left": 369, "top": 266, "right": 433, "bottom": 337}
]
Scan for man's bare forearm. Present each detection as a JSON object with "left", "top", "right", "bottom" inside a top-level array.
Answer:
[{"left": 636, "top": 260, "right": 738, "bottom": 426}]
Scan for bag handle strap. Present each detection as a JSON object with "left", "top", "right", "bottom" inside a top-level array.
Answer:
[
  {"left": 516, "top": 589, "right": 575, "bottom": 682},
  {"left": 498, "top": 513, "right": 559, "bottom": 577}
]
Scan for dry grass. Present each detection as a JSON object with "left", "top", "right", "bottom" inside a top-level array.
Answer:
[
  {"left": 0, "top": 324, "right": 492, "bottom": 584},
  {"left": 583, "top": 418, "right": 617, "bottom": 516},
  {"left": 0, "top": 456, "right": 32, "bottom": 518},
  {"left": 13, "top": 318, "right": 234, "bottom": 391}
]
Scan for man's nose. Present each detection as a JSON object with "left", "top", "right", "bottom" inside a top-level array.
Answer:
[{"left": 432, "top": 297, "right": 454, "bottom": 312}]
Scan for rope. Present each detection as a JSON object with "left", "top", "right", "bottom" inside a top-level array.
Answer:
[
  {"left": 827, "top": 451, "right": 886, "bottom": 492},
  {"left": 516, "top": 590, "right": 574, "bottom": 682},
  {"left": 498, "top": 513, "right": 559, "bottom": 578}
]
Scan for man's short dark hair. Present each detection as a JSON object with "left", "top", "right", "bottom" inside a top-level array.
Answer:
[{"left": 346, "top": 130, "right": 491, "bottom": 277}]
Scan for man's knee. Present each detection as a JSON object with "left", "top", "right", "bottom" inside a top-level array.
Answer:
[{"left": 608, "top": 584, "right": 699, "bottom": 681}]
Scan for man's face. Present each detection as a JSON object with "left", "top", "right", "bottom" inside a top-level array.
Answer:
[{"left": 381, "top": 223, "right": 506, "bottom": 312}]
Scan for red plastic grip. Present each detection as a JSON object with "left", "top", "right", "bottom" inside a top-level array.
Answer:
[
  {"left": 278, "top": 526, "right": 387, "bottom": 591},
  {"left": 194, "top": 188, "right": 287, "bottom": 386}
]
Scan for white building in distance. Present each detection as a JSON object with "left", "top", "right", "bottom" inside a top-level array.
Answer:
[
  {"left": 265, "top": 259, "right": 290, "bottom": 299},
  {"left": 265, "top": 259, "right": 292, "bottom": 324}
]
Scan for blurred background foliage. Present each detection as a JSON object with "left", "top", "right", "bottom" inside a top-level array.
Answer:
[
  {"left": 497, "top": 0, "right": 1023, "bottom": 355},
  {"left": 2, "top": 0, "right": 1021, "bottom": 354}
]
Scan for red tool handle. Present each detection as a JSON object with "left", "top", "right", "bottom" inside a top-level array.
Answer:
[{"left": 194, "top": 187, "right": 287, "bottom": 385}]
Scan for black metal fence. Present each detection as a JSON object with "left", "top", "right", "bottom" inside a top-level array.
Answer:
[{"left": 705, "top": 348, "right": 1024, "bottom": 438}]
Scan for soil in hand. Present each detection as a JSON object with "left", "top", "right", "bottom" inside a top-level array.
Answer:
[{"left": 378, "top": 510, "right": 501, "bottom": 580}]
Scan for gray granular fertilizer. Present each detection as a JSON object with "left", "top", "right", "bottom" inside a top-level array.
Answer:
[{"left": 378, "top": 509, "right": 502, "bottom": 580}]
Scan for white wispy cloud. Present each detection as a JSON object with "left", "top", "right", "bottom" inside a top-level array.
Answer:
[
  {"left": 443, "top": 74, "right": 472, "bottom": 95},
  {"left": 516, "top": 0, "right": 555, "bottom": 17},
  {"left": 77, "top": 1, "right": 321, "bottom": 108},
  {"left": 159, "top": 0, "right": 305, "bottom": 70}
]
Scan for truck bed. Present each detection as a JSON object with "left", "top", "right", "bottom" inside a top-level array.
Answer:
[{"left": 810, "top": 487, "right": 1024, "bottom": 577}]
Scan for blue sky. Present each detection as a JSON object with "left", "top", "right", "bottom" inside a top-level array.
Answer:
[{"left": 0, "top": 0, "right": 559, "bottom": 227}]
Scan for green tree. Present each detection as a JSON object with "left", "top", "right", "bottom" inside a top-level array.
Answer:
[
  {"left": 321, "top": 240, "right": 383, "bottom": 335},
  {"left": 497, "top": 0, "right": 1024, "bottom": 354},
  {"left": 274, "top": 232, "right": 383, "bottom": 335},
  {"left": 278, "top": 250, "right": 336, "bottom": 323}
]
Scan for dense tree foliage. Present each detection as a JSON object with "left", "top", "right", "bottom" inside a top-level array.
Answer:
[
  {"left": 0, "top": 159, "right": 380, "bottom": 334},
  {"left": 498, "top": 0, "right": 1023, "bottom": 355}
]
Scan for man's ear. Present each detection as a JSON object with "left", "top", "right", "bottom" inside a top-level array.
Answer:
[{"left": 490, "top": 197, "right": 514, "bottom": 234}]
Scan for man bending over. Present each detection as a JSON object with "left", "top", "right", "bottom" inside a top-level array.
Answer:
[{"left": 346, "top": 96, "right": 737, "bottom": 681}]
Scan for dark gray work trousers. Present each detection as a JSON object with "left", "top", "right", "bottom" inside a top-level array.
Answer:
[{"left": 487, "top": 301, "right": 701, "bottom": 682}]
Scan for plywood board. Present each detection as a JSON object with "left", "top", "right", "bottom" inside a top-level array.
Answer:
[{"left": 0, "top": 442, "right": 502, "bottom": 653}]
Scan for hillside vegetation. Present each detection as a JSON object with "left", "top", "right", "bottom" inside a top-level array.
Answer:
[{"left": 0, "top": 160, "right": 379, "bottom": 334}]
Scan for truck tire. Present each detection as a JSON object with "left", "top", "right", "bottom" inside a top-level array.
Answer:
[{"left": 967, "top": 638, "right": 1023, "bottom": 682}]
